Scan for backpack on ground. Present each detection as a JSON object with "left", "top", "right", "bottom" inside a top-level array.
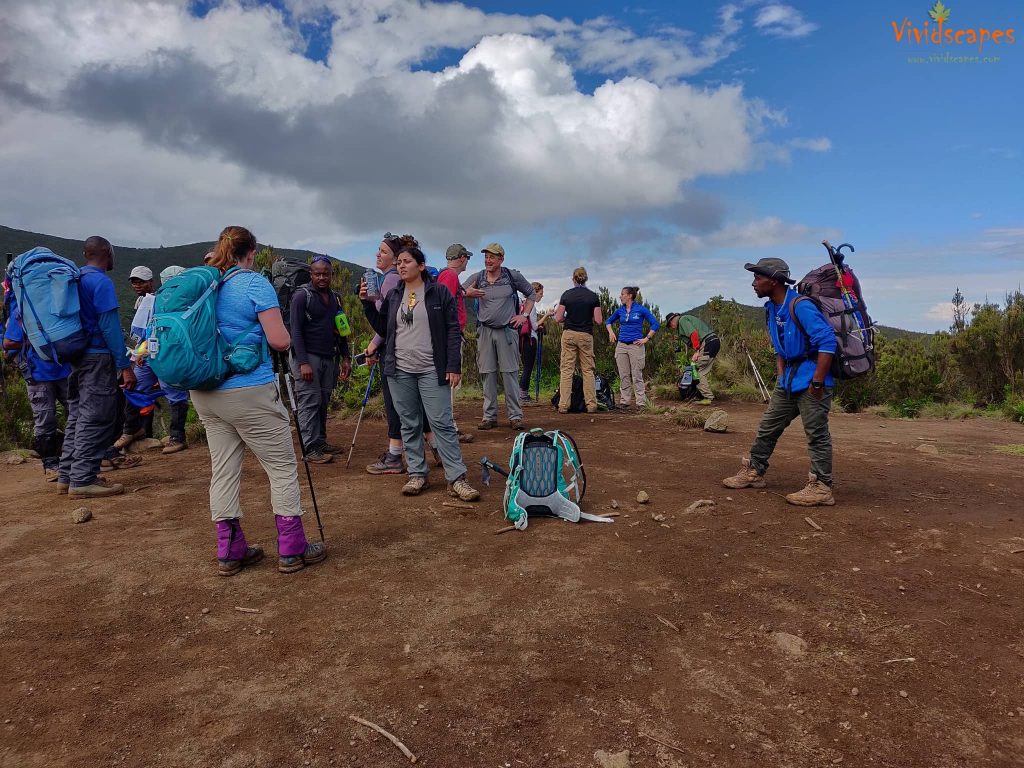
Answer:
[
  {"left": 147, "top": 266, "right": 263, "bottom": 390},
  {"left": 271, "top": 257, "right": 311, "bottom": 331},
  {"left": 551, "top": 372, "right": 586, "bottom": 412},
  {"left": 503, "top": 428, "right": 610, "bottom": 530},
  {"left": 595, "top": 373, "right": 615, "bottom": 410},
  {"left": 794, "top": 256, "right": 875, "bottom": 380},
  {"left": 8, "top": 247, "right": 87, "bottom": 364},
  {"left": 678, "top": 364, "right": 699, "bottom": 400}
]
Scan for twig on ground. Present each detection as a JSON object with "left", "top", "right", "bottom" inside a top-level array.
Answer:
[
  {"left": 599, "top": 512, "right": 620, "bottom": 518},
  {"left": 133, "top": 485, "right": 154, "bottom": 493},
  {"left": 441, "top": 502, "right": 474, "bottom": 510},
  {"left": 883, "top": 657, "right": 916, "bottom": 664},
  {"left": 655, "top": 615, "right": 680, "bottom": 632},
  {"left": 494, "top": 525, "right": 517, "bottom": 535},
  {"left": 1011, "top": 548, "right": 1024, "bottom": 555},
  {"left": 639, "top": 731, "right": 687, "bottom": 756},
  {"left": 804, "top": 516, "right": 823, "bottom": 531},
  {"left": 781, "top": 545, "right": 807, "bottom": 551},
  {"left": 148, "top": 527, "right": 176, "bottom": 532},
  {"left": 349, "top": 715, "right": 417, "bottom": 763},
  {"left": 234, "top": 606, "right": 261, "bottom": 614},
  {"left": 958, "top": 583, "right": 987, "bottom": 597}
]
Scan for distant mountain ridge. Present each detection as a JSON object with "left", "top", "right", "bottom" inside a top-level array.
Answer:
[{"left": 1, "top": 225, "right": 368, "bottom": 323}]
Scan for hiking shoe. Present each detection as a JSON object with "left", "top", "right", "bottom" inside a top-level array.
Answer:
[
  {"left": 519, "top": 390, "right": 533, "bottom": 402},
  {"left": 457, "top": 430, "right": 474, "bottom": 444},
  {"left": 722, "top": 458, "right": 766, "bottom": 489},
  {"left": 113, "top": 429, "right": 145, "bottom": 450},
  {"left": 218, "top": 545, "right": 265, "bottom": 577},
  {"left": 102, "top": 453, "right": 143, "bottom": 470},
  {"left": 367, "top": 451, "right": 404, "bottom": 474},
  {"left": 44, "top": 465, "right": 60, "bottom": 478},
  {"left": 68, "top": 477, "right": 125, "bottom": 498},
  {"left": 56, "top": 480, "right": 69, "bottom": 494},
  {"left": 509, "top": 417, "right": 524, "bottom": 430},
  {"left": 161, "top": 440, "right": 187, "bottom": 455},
  {"left": 401, "top": 475, "right": 430, "bottom": 496},
  {"left": 429, "top": 443, "right": 443, "bottom": 468},
  {"left": 478, "top": 420, "right": 497, "bottom": 430},
  {"left": 305, "top": 448, "right": 333, "bottom": 465},
  {"left": 278, "top": 541, "right": 328, "bottom": 574},
  {"left": 785, "top": 474, "right": 836, "bottom": 507},
  {"left": 447, "top": 475, "right": 480, "bottom": 502},
  {"left": 321, "top": 442, "right": 343, "bottom": 454},
  {"left": 696, "top": 398, "right": 715, "bottom": 406}
]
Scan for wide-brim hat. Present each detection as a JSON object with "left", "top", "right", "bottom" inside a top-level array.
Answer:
[{"left": 744, "top": 257, "right": 794, "bottom": 284}]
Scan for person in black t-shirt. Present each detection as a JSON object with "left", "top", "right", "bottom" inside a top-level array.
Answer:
[{"left": 553, "top": 267, "right": 602, "bottom": 413}]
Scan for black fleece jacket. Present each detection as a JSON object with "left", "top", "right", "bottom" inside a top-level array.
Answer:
[{"left": 362, "top": 280, "right": 461, "bottom": 386}]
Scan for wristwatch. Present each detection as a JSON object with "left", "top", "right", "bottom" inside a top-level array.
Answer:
[{"left": 811, "top": 380, "right": 824, "bottom": 390}]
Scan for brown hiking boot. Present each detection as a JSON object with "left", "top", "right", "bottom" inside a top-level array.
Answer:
[
  {"left": 68, "top": 477, "right": 125, "bottom": 498},
  {"left": 56, "top": 481, "right": 69, "bottom": 495},
  {"left": 219, "top": 546, "right": 265, "bottom": 577},
  {"left": 447, "top": 475, "right": 480, "bottom": 502},
  {"left": 161, "top": 440, "right": 187, "bottom": 455},
  {"left": 785, "top": 474, "right": 835, "bottom": 507},
  {"left": 401, "top": 475, "right": 430, "bottom": 496},
  {"left": 113, "top": 429, "right": 144, "bottom": 450},
  {"left": 478, "top": 420, "right": 497, "bottom": 430},
  {"left": 722, "top": 458, "right": 766, "bottom": 489}
]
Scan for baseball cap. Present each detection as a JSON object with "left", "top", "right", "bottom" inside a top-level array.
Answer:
[
  {"left": 445, "top": 244, "right": 471, "bottom": 261},
  {"left": 481, "top": 243, "right": 505, "bottom": 257},
  {"left": 129, "top": 266, "right": 153, "bottom": 281},
  {"left": 744, "top": 257, "right": 794, "bottom": 284},
  {"left": 159, "top": 265, "right": 185, "bottom": 283}
]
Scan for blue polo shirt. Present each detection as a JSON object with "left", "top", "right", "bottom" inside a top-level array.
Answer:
[
  {"left": 766, "top": 289, "right": 837, "bottom": 393},
  {"left": 3, "top": 309, "right": 71, "bottom": 382},
  {"left": 605, "top": 304, "right": 659, "bottom": 344},
  {"left": 215, "top": 271, "right": 278, "bottom": 390}
]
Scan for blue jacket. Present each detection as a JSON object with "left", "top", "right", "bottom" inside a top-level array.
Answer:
[
  {"left": 605, "top": 303, "right": 660, "bottom": 344},
  {"left": 765, "top": 289, "right": 837, "bottom": 393}
]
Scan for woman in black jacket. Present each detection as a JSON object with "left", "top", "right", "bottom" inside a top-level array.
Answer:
[{"left": 361, "top": 244, "right": 480, "bottom": 501}]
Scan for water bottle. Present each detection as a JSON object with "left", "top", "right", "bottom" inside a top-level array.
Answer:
[
  {"left": 334, "top": 310, "right": 351, "bottom": 337},
  {"left": 363, "top": 269, "right": 381, "bottom": 302}
]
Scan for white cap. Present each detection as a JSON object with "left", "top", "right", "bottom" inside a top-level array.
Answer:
[
  {"left": 129, "top": 266, "right": 153, "bottom": 281},
  {"left": 159, "top": 265, "right": 185, "bottom": 283}
]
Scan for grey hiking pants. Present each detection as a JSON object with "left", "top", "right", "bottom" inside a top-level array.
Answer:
[
  {"left": 388, "top": 370, "right": 468, "bottom": 483},
  {"left": 28, "top": 377, "right": 68, "bottom": 441},
  {"left": 289, "top": 351, "right": 339, "bottom": 450},
  {"left": 478, "top": 325, "right": 522, "bottom": 422},
  {"left": 59, "top": 353, "right": 118, "bottom": 488},
  {"left": 749, "top": 385, "right": 833, "bottom": 486}
]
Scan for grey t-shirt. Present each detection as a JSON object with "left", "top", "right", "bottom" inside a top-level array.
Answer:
[
  {"left": 462, "top": 268, "right": 536, "bottom": 329},
  {"left": 394, "top": 285, "right": 435, "bottom": 374}
]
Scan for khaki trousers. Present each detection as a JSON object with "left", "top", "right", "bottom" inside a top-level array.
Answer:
[
  {"left": 191, "top": 382, "right": 303, "bottom": 522},
  {"left": 559, "top": 330, "right": 597, "bottom": 412},
  {"left": 614, "top": 342, "right": 647, "bottom": 406}
]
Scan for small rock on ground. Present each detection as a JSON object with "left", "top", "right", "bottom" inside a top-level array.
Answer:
[
  {"left": 2, "top": 452, "right": 26, "bottom": 465},
  {"left": 636, "top": 491, "right": 650, "bottom": 504},
  {"left": 594, "top": 749, "right": 631, "bottom": 768},
  {"left": 71, "top": 508, "right": 93, "bottom": 524},
  {"left": 703, "top": 409, "right": 729, "bottom": 433},
  {"left": 685, "top": 499, "right": 716, "bottom": 514},
  {"left": 772, "top": 631, "right": 807, "bottom": 657},
  {"left": 915, "top": 443, "right": 939, "bottom": 455}
]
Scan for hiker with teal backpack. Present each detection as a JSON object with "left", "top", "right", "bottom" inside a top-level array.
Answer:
[
  {"left": 665, "top": 312, "right": 719, "bottom": 405},
  {"left": 722, "top": 258, "right": 837, "bottom": 507},
  {"left": 171, "top": 226, "right": 326, "bottom": 576}
]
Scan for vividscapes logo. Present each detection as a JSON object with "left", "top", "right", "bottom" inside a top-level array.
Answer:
[{"left": 892, "top": 2, "right": 1015, "bottom": 51}]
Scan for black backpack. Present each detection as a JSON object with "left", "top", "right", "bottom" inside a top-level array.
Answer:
[
  {"left": 551, "top": 373, "right": 586, "bottom": 413},
  {"left": 595, "top": 373, "right": 615, "bottom": 410},
  {"left": 271, "top": 258, "right": 311, "bottom": 331}
]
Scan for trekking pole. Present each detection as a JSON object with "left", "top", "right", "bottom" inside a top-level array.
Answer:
[
  {"left": 275, "top": 352, "right": 326, "bottom": 543},
  {"left": 534, "top": 328, "right": 543, "bottom": 403},
  {"left": 821, "top": 240, "right": 871, "bottom": 345},
  {"left": 747, "top": 352, "right": 770, "bottom": 402},
  {"left": 345, "top": 362, "right": 377, "bottom": 468}
]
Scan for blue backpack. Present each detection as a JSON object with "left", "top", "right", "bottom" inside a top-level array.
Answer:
[
  {"left": 146, "top": 266, "right": 264, "bottom": 391},
  {"left": 8, "top": 247, "right": 87, "bottom": 363}
]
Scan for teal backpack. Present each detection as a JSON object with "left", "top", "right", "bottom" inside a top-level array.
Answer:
[
  {"left": 146, "top": 266, "right": 266, "bottom": 390},
  {"left": 8, "top": 247, "right": 87, "bottom": 363},
  {"left": 502, "top": 428, "right": 611, "bottom": 530}
]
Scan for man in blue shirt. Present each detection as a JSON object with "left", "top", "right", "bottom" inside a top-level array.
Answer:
[
  {"left": 58, "top": 236, "right": 137, "bottom": 498},
  {"left": 722, "top": 258, "right": 837, "bottom": 507},
  {"left": 2, "top": 298, "right": 70, "bottom": 476}
]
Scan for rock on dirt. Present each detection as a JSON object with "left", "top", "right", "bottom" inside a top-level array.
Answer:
[
  {"left": 771, "top": 631, "right": 807, "bottom": 657},
  {"left": 126, "top": 438, "right": 165, "bottom": 454},
  {"left": 71, "top": 508, "right": 93, "bottom": 524},
  {"left": 636, "top": 491, "right": 650, "bottom": 504},
  {"left": 611, "top": 500, "right": 619, "bottom": 509},
  {"left": 915, "top": 443, "right": 939, "bottom": 455},
  {"left": 685, "top": 499, "right": 716, "bottom": 514},
  {"left": 2, "top": 451, "right": 27, "bottom": 465},
  {"left": 594, "top": 749, "right": 631, "bottom": 768},
  {"left": 703, "top": 409, "right": 729, "bottom": 433}
]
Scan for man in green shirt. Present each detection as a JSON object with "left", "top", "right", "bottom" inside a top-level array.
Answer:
[{"left": 665, "top": 313, "right": 720, "bottom": 404}]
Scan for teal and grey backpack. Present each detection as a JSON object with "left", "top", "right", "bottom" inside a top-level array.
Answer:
[{"left": 503, "top": 428, "right": 611, "bottom": 530}]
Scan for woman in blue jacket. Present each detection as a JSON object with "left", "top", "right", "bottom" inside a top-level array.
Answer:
[{"left": 605, "top": 286, "right": 659, "bottom": 408}]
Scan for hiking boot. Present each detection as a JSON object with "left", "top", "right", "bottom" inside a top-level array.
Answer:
[
  {"left": 68, "top": 477, "right": 125, "bottom": 498},
  {"left": 113, "top": 429, "right": 145, "bottom": 450},
  {"left": 696, "top": 398, "right": 715, "bottom": 406},
  {"left": 785, "top": 474, "right": 836, "bottom": 507},
  {"left": 305, "top": 448, "right": 333, "bottom": 465},
  {"left": 219, "top": 546, "right": 265, "bottom": 577},
  {"left": 447, "top": 475, "right": 480, "bottom": 502},
  {"left": 367, "top": 451, "right": 404, "bottom": 474},
  {"left": 722, "top": 458, "right": 766, "bottom": 489},
  {"left": 44, "top": 465, "right": 60, "bottom": 479},
  {"left": 401, "top": 475, "right": 430, "bottom": 496},
  {"left": 278, "top": 541, "right": 328, "bottom": 574},
  {"left": 429, "top": 443, "right": 443, "bottom": 468},
  {"left": 321, "top": 442, "right": 343, "bottom": 454},
  {"left": 478, "top": 420, "right": 497, "bottom": 430},
  {"left": 161, "top": 440, "right": 186, "bottom": 455},
  {"left": 56, "top": 480, "right": 69, "bottom": 494},
  {"left": 509, "top": 417, "right": 524, "bottom": 430},
  {"left": 101, "top": 453, "right": 143, "bottom": 470},
  {"left": 457, "top": 430, "right": 474, "bottom": 444},
  {"left": 519, "top": 390, "right": 532, "bottom": 402}
]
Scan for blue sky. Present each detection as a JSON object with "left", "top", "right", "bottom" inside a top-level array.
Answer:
[{"left": 1, "top": 0, "right": 1020, "bottom": 331}]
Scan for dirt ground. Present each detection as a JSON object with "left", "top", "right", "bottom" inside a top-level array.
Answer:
[{"left": 2, "top": 399, "right": 1023, "bottom": 768}]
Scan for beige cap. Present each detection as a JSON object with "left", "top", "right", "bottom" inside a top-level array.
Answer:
[{"left": 481, "top": 242, "right": 505, "bottom": 257}]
